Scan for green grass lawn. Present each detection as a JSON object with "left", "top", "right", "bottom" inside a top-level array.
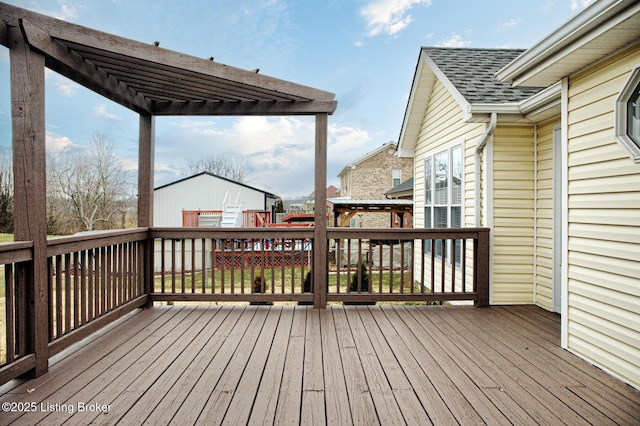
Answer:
[{"left": 0, "top": 234, "right": 13, "bottom": 243}]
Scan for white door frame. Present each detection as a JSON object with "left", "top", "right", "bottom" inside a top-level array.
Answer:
[{"left": 552, "top": 126, "right": 562, "bottom": 313}]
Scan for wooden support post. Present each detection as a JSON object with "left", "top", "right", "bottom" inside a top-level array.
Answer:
[
  {"left": 10, "top": 25, "right": 49, "bottom": 376},
  {"left": 138, "top": 114, "right": 155, "bottom": 305},
  {"left": 313, "top": 113, "right": 328, "bottom": 309},
  {"left": 474, "top": 228, "right": 490, "bottom": 307}
]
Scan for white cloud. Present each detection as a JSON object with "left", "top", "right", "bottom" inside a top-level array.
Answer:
[
  {"left": 498, "top": 18, "right": 521, "bottom": 32},
  {"left": 46, "top": 132, "right": 74, "bottom": 152},
  {"left": 47, "top": 0, "right": 79, "bottom": 20},
  {"left": 436, "top": 33, "right": 471, "bottom": 48},
  {"left": 571, "top": 0, "right": 595, "bottom": 10},
  {"left": 155, "top": 116, "right": 375, "bottom": 198},
  {"left": 360, "top": 0, "right": 431, "bottom": 37},
  {"left": 45, "top": 69, "right": 81, "bottom": 97},
  {"left": 94, "top": 104, "right": 123, "bottom": 121}
]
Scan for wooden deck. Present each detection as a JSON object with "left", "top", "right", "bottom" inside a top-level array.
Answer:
[{"left": 0, "top": 305, "right": 638, "bottom": 425}]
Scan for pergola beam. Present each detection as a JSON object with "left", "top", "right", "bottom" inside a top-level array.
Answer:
[
  {"left": 18, "top": 19, "right": 151, "bottom": 114},
  {"left": 151, "top": 100, "right": 338, "bottom": 116},
  {"left": 0, "top": 3, "right": 335, "bottom": 104}
]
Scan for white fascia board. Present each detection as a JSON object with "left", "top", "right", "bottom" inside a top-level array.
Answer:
[
  {"left": 422, "top": 54, "right": 472, "bottom": 119},
  {"left": 466, "top": 81, "right": 561, "bottom": 122},
  {"left": 519, "top": 81, "right": 562, "bottom": 114},
  {"left": 496, "top": 0, "right": 634, "bottom": 86},
  {"left": 397, "top": 49, "right": 429, "bottom": 157}
]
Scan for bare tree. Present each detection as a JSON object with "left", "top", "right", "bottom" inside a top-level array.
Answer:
[
  {"left": 48, "top": 132, "right": 133, "bottom": 233},
  {"left": 0, "top": 148, "right": 13, "bottom": 233},
  {"left": 186, "top": 153, "right": 249, "bottom": 183}
]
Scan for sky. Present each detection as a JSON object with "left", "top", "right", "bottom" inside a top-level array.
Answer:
[{"left": 0, "top": 0, "right": 595, "bottom": 198}]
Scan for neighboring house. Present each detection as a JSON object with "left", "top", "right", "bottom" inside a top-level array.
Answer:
[
  {"left": 154, "top": 172, "right": 278, "bottom": 227},
  {"left": 337, "top": 141, "right": 413, "bottom": 227},
  {"left": 385, "top": 177, "right": 414, "bottom": 227},
  {"left": 397, "top": 0, "right": 640, "bottom": 389}
]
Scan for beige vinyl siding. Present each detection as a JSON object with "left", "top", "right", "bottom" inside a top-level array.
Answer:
[
  {"left": 414, "top": 79, "right": 484, "bottom": 228},
  {"left": 491, "top": 125, "right": 535, "bottom": 304},
  {"left": 535, "top": 118, "right": 561, "bottom": 310},
  {"left": 566, "top": 45, "right": 640, "bottom": 387},
  {"left": 413, "top": 79, "right": 483, "bottom": 292}
]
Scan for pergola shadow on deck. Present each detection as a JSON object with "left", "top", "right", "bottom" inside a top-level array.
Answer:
[{"left": 1, "top": 304, "right": 638, "bottom": 425}]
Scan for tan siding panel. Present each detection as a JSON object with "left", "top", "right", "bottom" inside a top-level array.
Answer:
[
  {"left": 569, "top": 174, "right": 640, "bottom": 194},
  {"left": 569, "top": 208, "right": 639, "bottom": 227},
  {"left": 564, "top": 45, "right": 640, "bottom": 388}
]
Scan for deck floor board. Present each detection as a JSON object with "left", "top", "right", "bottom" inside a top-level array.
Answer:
[{"left": 1, "top": 305, "right": 639, "bottom": 425}]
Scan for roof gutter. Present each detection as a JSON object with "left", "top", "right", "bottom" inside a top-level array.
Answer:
[{"left": 474, "top": 112, "right": 497, "bottom": 227}]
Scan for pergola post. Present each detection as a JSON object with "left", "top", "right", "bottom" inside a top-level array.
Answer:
[
  {"left": 138, "top": 113, "right": 155, "bottom": 228},
  {"left": 138, "top": 113, "right": 155, "bottom": 304},
  {"left": 10, "top": 25, "right": 49, "bottom": 376},
  {"left": 313, "top": 113, "right": 328, "bottom": 309}
]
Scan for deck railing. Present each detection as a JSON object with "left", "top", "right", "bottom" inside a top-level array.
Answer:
[
  {"left": 0, "top": 241, "right": 34, "bottom": 382},
  {"left": 151, "top": 228, "right": 315, "bottom": 305},
  {"left": 0, "top": 229, "right": 149, "bottom": 385},
  {"left": 0, "top": 226, "right": 489, "bottom": 385},
  {"left": 45, "top": 229, "right": 149, "bottom": 356},
  {"left": 327, "top": 228, "right": 489, "bottom": 305},
  {"left": 150, "top": 227, "right": 489, "bottom": 307}
]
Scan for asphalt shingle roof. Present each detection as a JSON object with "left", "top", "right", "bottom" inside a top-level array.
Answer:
[{"left": 423, "top": 47, "right": 543, "bottom": 104}]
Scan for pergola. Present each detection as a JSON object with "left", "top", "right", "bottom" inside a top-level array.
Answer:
[
  {"left": 1, "top": 2, "right": 336, "bottom": 374},
  {"left": 328, "top": 198, "right": 414, "bottom": 228}
]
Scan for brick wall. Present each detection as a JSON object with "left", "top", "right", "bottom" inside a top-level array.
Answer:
[{"left": 342, "top": 146, "right": 413, "bottom": 228}]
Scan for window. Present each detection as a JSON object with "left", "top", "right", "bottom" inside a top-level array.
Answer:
[
  {"left": 392, "top": 169, "right": 401, "bottom": 187},
  {"left": 614, "top": 64, "right": 640, "bottom": 163},
  {"left": 424, "top": 144, "right": 463, "bottom": 263}
]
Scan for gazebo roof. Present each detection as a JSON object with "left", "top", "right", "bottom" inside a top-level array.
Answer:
[{"left": 0, "top": 3, "right": 337, "bottom": 116}]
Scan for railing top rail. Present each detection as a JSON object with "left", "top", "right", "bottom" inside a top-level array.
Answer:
[
  {"left": 327, "top": 227, "right": 490, "bottom": 240},
  {"left": 0, "top": 240, "right": 34, "bottom": 251},
  {"left": 0, "top": 240, "right": 34, "bottom": 264},
  {"left": 151, "top": 227, "right": 314, "bottom": 239},
  {"left": 47, "top": 227, "right": 150, "bottom": 256}
]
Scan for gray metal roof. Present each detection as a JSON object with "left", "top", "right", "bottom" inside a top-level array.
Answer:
[
  {"left": 423, "top": 47, "right": 543, "bottom": 104},
  {"left": 385, "top": 177, "right": 413, "bottom": 196}
]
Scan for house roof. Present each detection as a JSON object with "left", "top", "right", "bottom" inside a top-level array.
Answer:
[
  {"left": 154, "top": 172, "right": 278, "bottom": 198},
  {"left": 423, "top": 47, "right": 542, "bottom": 104},
  {"left": 385, "top": 177, "right": 413, "bottom": 197},
  {"left": 397, "top": 47, "right": 548, "bottom": 157},
  {"left": 337, "top": 141, "right": 397, "bottom": 177},
  {"left": 0, "top": 3, "right": 337, "bottom": 116},
  {"left": 497, "top": 0, "right": 640, "bottom": 87}
]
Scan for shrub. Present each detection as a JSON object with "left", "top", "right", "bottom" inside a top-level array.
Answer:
[{"left": 350, "top": 260, "right": 369, "bottom": 293}]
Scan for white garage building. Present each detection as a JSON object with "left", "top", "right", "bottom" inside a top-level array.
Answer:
[{"left": 154, "top": 172, "right": 279, "bottom": 227}]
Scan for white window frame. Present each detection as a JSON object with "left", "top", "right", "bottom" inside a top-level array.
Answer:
[
  {"left": 392, "top": 168, "right": 401, "bottom": 188},
  {"left": 423, "top": 142, "right": 464, "bottom": 264},
  {"left": 614, "top": 63, "right": 640, "bottom": 164}
]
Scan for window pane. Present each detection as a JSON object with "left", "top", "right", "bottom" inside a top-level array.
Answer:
[
  {"left": 628, "top": 83, "right": 640, "bottom": 147},
  {"left": 424, "top": 206, "right": 432, "bottom": 228},
  {"left": 434, "top": 206, "right": 448, "bottom": 228},
  {"left": 434, "top": 152, "right": 448, "bottom": 205},
  {"left": 424, "top": 206, "right": 432, "bottom": 254},
  {"left": 451, "top": 146, "right": 462, "bottom": 205},
  {"left": 393, "top": 168, "right": 401, "bottom": 187},
  {"left": 434, "top": 206, "right": 447, "bottom": 257},
  {"left": 452, "top": 206, "right": 461, "bottom": 264},
  {"left": 425, "top": 158, "right": 432, "bottom": 206}
]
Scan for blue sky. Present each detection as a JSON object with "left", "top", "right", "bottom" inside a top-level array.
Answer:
[{"left": 0, "top": 0, "right": 594, "bottom": 198}]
